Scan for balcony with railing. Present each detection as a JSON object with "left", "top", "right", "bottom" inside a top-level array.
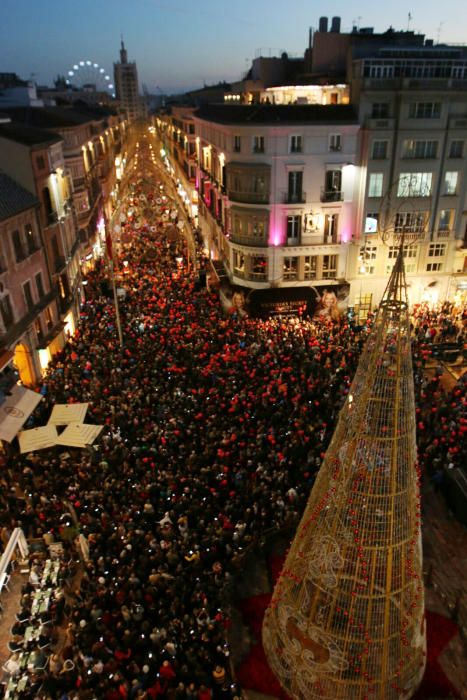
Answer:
[
  {"left": 437, "top": 228, "right": 452, "bottom": 238},
  {"left": 320, "top": 188, "right": 343, "bottom": 203},
  {"left": 46, "top": 210, "right": 59, "bottom": 226},
  {"left": 1, "top": 289, "right": 57, "bottom": 347},
  {"left": 228, "top": 190, "right": 269, "bottom": 204},
  {"left": 283, "top": 191, "right": 306, "bottom": 204},
  {"left": 54, "top": 257, "right": 67, "bottom": 274},
  {"left": 230, "top": 232, "right": 268, "bottom": 247}
]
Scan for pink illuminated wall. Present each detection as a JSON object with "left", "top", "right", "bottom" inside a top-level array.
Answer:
[{"left": 268, "top": 211, "right": 286, "bottom": 246}]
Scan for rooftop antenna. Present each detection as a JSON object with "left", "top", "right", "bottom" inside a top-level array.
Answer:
[
  {"left": 436, "top": 21, "right": 444, "bottom": 43},
  {"left": 407, "top": 12, "right": 413, "bottom": 30}
]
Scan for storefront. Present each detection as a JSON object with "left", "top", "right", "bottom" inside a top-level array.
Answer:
[{"left": 247, "top": 283, "right": 350, "bottom": 318}]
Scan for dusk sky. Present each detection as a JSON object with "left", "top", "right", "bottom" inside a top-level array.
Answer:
[{"left": 1, "top": 0, "right": 465, "bottom": 94}]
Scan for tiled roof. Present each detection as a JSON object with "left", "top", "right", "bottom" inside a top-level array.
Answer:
[
  {"left": 194, "top": 103, "right": 358, "bottom": 125},
  {"left": 0, "top": 171, "right": 38, "bottom": 221}
]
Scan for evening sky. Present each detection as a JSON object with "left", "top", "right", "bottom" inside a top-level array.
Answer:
[{"left": 0, "top": 0, "right": 463, "bottom": 94}]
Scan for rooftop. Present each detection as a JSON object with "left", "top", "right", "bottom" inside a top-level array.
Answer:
[
  {"left": 0, "top": 171, "right": 38, "bottom": 221},
  {"left": 0, "top": 122, "right": 62, "bottom": 148},
  {"left": 2, "top": 104, "right": 115, "bottom": 129},
  {"left": 194, "top": 103, "right": 358, "bottom": 125}
]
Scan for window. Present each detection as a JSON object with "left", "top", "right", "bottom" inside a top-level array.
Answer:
[
  {"left": 359, "top": 242, "right": 377, "bottom": 274},
  {"left": 403, "top": 140, "right": 438, "bottom": 159},
  {"left": 365, "top": 212, "right": 379, "bottom": 233},
  {"left": 449, "top": 140, "right": 464, "bottom": 158},
  {"left": 0, "top": 294, "right": 14, "bottom": 328},
  {"left": 322, "top": 255, "right": 337, "bottom": 279},
  {"left": 283, "top": 257, "right": 298, "bottom": 280},
  {"left": 286, "top": 215, "right": 301, "bottom": 242},
  {"left": 11, "top": 230, "right": 24, "bottom": 262},
  {"left": 253, "top": 136, "right": 264, "bottom": 153},
  {"left": 233, "top": 135, "right": 241, "bottom": 153},
  {"left": 397, "top": 172, "right": 432, "bottom": 197},
  {"left": 34, "top": 319, "right": 43, "bottom": 343},
  {"left": 304, "top": 255, "right": 317, "bottom": 280},
  {"left": 444, "top": 171, "right": 458, "bottom": 195},
  {"left": 388, "top": 245, "right": 417, "bottom": 259},
  {"left": 251, "top": 255, "right": 267, "bottom": 280},
  {"left": 409, "top": 102, "right": 441, "bottom": 119},
  {"left": 368, "top": 173, "right": 384, "bottom": 197},
  {"left": 287, "top": 171, "right": 303, "bottom": 202},
  {"left": 329, "top": 134, "right": 341, "bottom": 152},
  {"left": 394, "top": 211, "right": 427, "bottom": 234},
  {"left": 233, "top": 251, "right": 245, "bottom": 275},
  {"left": 252, "top": 176, "right": 266, "bottom": 195},
  {"left": 324, "top": 170, "right": 342, "bottom": 200},
  {"left": 371, "top": 103, "right": 389, "bottom": 118},
  {"left": 248, "top": 217, "right": 266, "bottom": 239},
  {"left": 25, "top": 224, "right": 37, "bottom": 255},
  {"left": 290, "top": 135, "right": 302, "bottom": 153},
  {"left": 426, "top": 262, "right": 442, "bottom": 272},
  {"left": 324, "top": 214, "right": 339, "bottom": 243},
  {"left": 438, "top": 209, "right": 454, "bottom": 232},
  {"left": 45, "top": 307, "right": 54, "bottom": 330},
  {"left": 428, "top": 243, "right": 446, "bottom": 257},
  {"left": 23, "top": 281, "right": 34, "bottom": 311},
  {"left": 35, "top": 272, "right": 45, "bottom": 299},
  {"left": 372, "top": 64, "right": 395, "bottom": 78},
  {"left": 371, "top": 140, "right": 388, "bottom": 159}
]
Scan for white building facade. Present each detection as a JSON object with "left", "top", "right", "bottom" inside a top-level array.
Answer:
[
  {"left": 346, "top": 51, "right": 467, "bottom": 312},
  {"left": 191, "top": 105, "right": 359, "bottom": 311}
]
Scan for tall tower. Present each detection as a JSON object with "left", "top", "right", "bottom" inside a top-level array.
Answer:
[
  {"left": 263, "top": 247, "right": 426, "bottom": 700},
  {"left": 113, "top": 38, "right": 142, "bottom": 121}
]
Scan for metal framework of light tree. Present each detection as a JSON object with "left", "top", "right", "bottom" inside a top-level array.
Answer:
[{"left": 262, "top": 246, "right": 426, "bottom": 700}]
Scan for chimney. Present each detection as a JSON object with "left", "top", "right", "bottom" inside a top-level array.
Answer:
[
  {"left": 331, "top": 16, "right": 341, "bottom": 33},
  {"left": 319, "top": 16, "right": 328, "bottom": 33}
]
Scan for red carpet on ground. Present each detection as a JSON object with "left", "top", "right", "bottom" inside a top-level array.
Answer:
[{"left": 236, "top": 557, "right": 460, "bottom": 699}]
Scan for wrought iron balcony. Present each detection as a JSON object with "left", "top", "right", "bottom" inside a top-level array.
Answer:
[
  {"left": 283, "top": 191, "right": 306, "bottom": 204},
  {"left": 320, "top": 188, "right": 343, "bottom": 203},
  {"left": 228, "top": 190, "right": 269, "bottom": 204}
]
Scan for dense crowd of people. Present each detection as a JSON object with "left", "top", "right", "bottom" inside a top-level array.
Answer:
[{"left": 0, "top": 147, "right": 465, "bottom": 699}]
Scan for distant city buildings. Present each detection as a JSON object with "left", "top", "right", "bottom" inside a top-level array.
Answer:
[{"left": 0, "top": 73, "right": 44, "bottom": 108}]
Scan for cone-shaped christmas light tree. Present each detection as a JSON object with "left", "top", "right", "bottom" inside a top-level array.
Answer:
[{"left": 263, "top": 245, "right": 426, "bottom": 700}]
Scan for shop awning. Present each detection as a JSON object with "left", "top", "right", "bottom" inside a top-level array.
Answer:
[
  {"left": 48, "top": 403, "right": 89, "bottom": 426},
  {"left": 18, "top": 425, "right": 58, "bottom": 453},
  {"left": 55, "top": 423, "right": 104, "bottom": 448},
  {"left": 0, "top": 385, "right": 43, "bottom": 443}
]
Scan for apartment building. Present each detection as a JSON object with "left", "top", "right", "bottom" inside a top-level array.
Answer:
[
  {"left": 156, "top": 106, "right": 199, "bottom": 220},
  {"left": 0, "top": 172, "right": 59, "bottom": 384},
  {"left": 348, "top": 44, "right": 467, "bottom": 312},
  {"left": 3, "top": 105, "right": 127, "bottom": 267},
  {"left": 191, "top": 103, "right": 359, "bottom": 312},
  {"left": 0, "top": 122, "right": 80, "bottom": 351}
]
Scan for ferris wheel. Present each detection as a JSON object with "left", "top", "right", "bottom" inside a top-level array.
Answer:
[{"left": 66, "top": 60, "right": 115, "bottom": 97}]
